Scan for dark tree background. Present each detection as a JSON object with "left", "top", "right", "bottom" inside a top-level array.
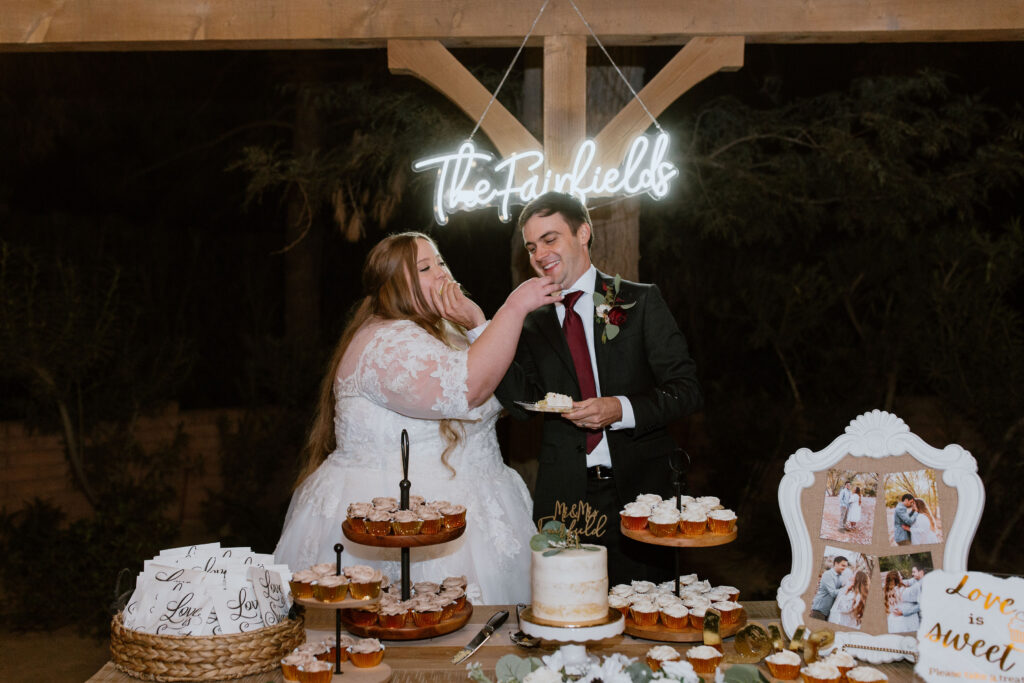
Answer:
[{"left": 0, "top": 43, "right": 1021, "bottom": 632}]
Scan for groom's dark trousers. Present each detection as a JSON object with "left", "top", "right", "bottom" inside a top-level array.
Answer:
[{"left": 496, "top": 273, "right": 702, "bottom": 586}]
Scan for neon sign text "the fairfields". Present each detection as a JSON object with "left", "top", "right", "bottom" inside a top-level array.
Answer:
[{"left": 412, "top": 133, "right": 678, "bottom": 225}]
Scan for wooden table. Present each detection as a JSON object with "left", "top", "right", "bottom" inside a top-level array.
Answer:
[{"left": 88, "top": 602, "right": 921, "bottom": 683}]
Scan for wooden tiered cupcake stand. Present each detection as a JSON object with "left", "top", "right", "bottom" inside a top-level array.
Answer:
[{"left": 618, "top": 451, "right": 746, "bottom": 643}]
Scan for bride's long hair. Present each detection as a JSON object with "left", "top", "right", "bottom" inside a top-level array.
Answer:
[
  {"left": 850, "top": 570, "right": 870, "bottom": 624},
  {"left": 883, "top": 570, "right": 903, "bottom": 611},
  {"left": 914, "top": 497, "right": 937, "bottom": 530},
  {"left": 293, "top": 232, "right": 465, "bottom": 488}
]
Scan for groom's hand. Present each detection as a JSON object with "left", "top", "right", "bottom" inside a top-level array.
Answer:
[{"left": 564, "top": 397, "right": 622, "bottom": 431}]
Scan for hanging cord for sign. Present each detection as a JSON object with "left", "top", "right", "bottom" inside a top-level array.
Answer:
[
  {"left": 564, "top": 0, "right": 664, "bottom": 135},
  {"left": 468, "top": 0, "right": 551, "bottom": 141}
]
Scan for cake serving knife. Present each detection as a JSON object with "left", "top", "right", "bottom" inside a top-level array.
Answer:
[{"left": 451, "top": 610, "right": 509, "bottom": 664}]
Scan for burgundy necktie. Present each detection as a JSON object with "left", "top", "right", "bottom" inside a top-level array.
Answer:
[{"left": 562, "top": 290, "right": 601, "bottom": 453}]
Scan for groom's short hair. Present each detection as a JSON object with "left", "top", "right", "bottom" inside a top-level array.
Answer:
[
  {"left": 518, "top": 192, "right": 594, "bottom": 248},
  {"left": 833, "top": 555, "right": 848, "bottom": 566},
  {"left": 901, "top": 493, "right": 915, "bottom": 502}
]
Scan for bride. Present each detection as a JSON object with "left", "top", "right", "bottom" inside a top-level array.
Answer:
[
  {"left": 829, "top": 570, "right": 869, "bottom": 629},
  {"left": 847, "top": 486, "right": 863, "bottom": 530},
  {"left": 910, "top": 497, "right": 941, "bottom": 544},
  {"left": 884, "top": 570, "right": 917, "bottom": 632},
  {"left": 274, "top": 232, "right": 562, "bottom": 603}
]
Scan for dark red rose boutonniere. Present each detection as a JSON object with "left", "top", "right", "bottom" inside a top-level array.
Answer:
[{"left": 592, "top": 274, "right": 635, "bottom": 342}]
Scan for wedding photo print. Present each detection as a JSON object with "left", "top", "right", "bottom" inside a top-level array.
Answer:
[
  {"left": 879, "top": 552, "right": 934, "bottom": 633},
  {"left": 883, "top": 469, "right": 943, "bottom": 546},
  {"left": 810, "top": 546, "right": 877, "bottom": 630},
  {"left": 819, "top": 469, "right": 879, "bottom": 545}
]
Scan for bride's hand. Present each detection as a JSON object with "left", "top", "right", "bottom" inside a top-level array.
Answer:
[
  {"left": 431, "top": 279, "right": 486, "bottom": 329},
  {"left": 505, "top": 276, "right": 564, "bottom": 315}
]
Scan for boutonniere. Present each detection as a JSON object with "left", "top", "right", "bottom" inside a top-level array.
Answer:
[{"left": 592, "top": 274, "right": 635, "bottom": 342}]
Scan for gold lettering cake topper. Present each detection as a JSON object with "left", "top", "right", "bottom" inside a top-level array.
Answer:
[{"left": 537, "top": 499, "right": 609, "bottom": 538}]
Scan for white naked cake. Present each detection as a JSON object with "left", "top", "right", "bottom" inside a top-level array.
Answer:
[
  {"left": 531, "top": 545, "right": 609, "bottom": 626},
  {"left": 537, "top": 392, "right": 573, "bottom": 410}
]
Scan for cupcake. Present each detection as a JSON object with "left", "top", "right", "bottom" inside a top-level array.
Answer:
[
  {"left": 419, "top": 509, "right": 443, "bottom": 534},
  {"left": 716, "top": 585, "right": 740, "bottom": 602},
  {"left": 392, "top": 509, "right": 424, "bottom": 535},
  {"left": 648, "top": 508, "right": 682, "bottom": 537},
  {"left": 346, "top": 565, "right": 384, "bottom": 600},
  {"left": 695, "top": 496, "right": 720, "bottom": 508},
  {"left": 312, "top": 574, "right": 350, "bottom": 602},
  {"left": 365, "top": 509, "right": 393, "bottom": 536},
  {"left": 846, "top": 667, "right": 888, "bottom": 683},
  {"left": 408, "top": 495, "right": 425, "bottom": 506},
  {"left": 609, "top": 593, "right": 631, "bottom": 617},
  {"left": 345, "top": 605, "right": 380, "bottom": 627},
  {"left": 440, "top": 586, "right": 466, "bottom": 611},
  {"left": 311, "top": 563, "right": 338, "bottom": 577},
  {"left": 289, "top": 569, "right": 319, "bottom": 599},
  {"left": 655, "top": 592, "right": 683, "bottom": 608},
  {"left": 347, "top": 502, "right": 373, "bottom": 532},
  {"left": 378, "top": 601, "right": 410, "bottom": 628},
  {"left": 688, "top": 605, "right": 707, "bottom": 630},
  {"left": 801, "top": 662, "right": 842, "bottom": 683},
  {"left": 297, "top": 660, "right": 333, "bottom": 683},
  {"left": 631, "top": 580, "right": 657, "bottom": 595},
  {"left": 439, "top": 595, "right": 459, "bottom": 621},
  {"left": 766, "top": 649, "right": 802, "bottom": 680},
  {"left": 708, "top": 509, "right": 737, "bottom": 534},
  {"left": 295, "top": 642, "right": 330, "bottom": 659},
  {"left": 825, "top": 651, "right": 857, "bottom": 680},
  {"left": 281, "top": 652, "right": 315, "bottom": 682},
  {"left": 636, "top": 493, "right": 663, "bottom": 506},
  {"left": 442, "top": 576, "right": 468, "bottom": 590},
  {"left": 413, "top": 581, "right": 440, "bottom": 596},
  {"left": 682, "top": 595, "right": 712, "bottom": 610},
  {"left": 440, "top": 503, "right": 467, "bottom": 529},
  {"left": 411, "top": 596, "right": 444, "bottom": 626},
  {"left": 680, "top": 509, "right": 708, "bottom": 535},
  {"left": 678, "top": 573, "right": 699, "bottom": 586},
  {"left": 349, "top": 638, "right": 386, "bottom": 668},
  {"left": 646, "top": 645, "right": 681, "bottom": 672},
  {"left": 320, "top": 634, "right": 355, "bottom": 663},
  {"left": 686, "top": 645, "right": 724, "bottom": 675},
  {"left": 620, "top": 501, "right": 652, "bottom": 531},
  {"left": 629, "top": 599, "right": 660, "bottom": 627},
  {"left": 610, "top": 583, "right": 635, "bottom": 598},
  {"left": 712, "top": 600, "right": 742, "bottom": 625},
  {"left": 372, "top": 496, "right": 399, "bottom": 511},
  {"left": 660, "top": 602, "right": 690, "bottom": 630}
]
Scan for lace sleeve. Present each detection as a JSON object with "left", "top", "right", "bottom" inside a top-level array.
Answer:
[{"left": 350, "top": 319, "right": 488, "bottom": 420}]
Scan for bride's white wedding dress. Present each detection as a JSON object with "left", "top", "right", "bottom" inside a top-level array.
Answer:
[
  {"left": 886, "top": 588, "right": 918, "bottom": 632},
  {"left": 910, "top": 513, "right": 940, "bottom": 544},
  {"left": 274, "top": 318, "right": 535, "bottom": 604},
  {"left": 847, "top": 494, "right": 862, "bottom": 525},
  {"left": 828, "top": 585, "right": 862, "bottom": 628}
]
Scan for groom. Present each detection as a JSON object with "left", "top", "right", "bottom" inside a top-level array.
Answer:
[
  {"left": 495, "top": 192, "right": 702, "bottom": 585},
  {"left": 893, "top": 565, "right": 928, "bottom": 630},
  {"left": 838, "top": 482, "right": 853, "bottom": 531},
  {"left": 894, "top": 493, "right": 918, "bottom": 545}
]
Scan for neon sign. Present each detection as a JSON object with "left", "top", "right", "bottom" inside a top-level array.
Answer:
[{"left": 412, "top": 133, "right": 679, "bottom": 225}]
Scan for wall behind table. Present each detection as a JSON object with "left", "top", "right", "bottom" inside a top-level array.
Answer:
[{"left": 0, "top": 405, "right": 244, "bottom": 534}]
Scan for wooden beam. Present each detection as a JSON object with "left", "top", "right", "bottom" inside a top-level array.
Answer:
[
  {"left": 387, "top": 40, "right": 540, "bottom": 159},
  {"left": 3, "top": 0, "right": 1023, "bottom": 52},
  {"left": 593, "top": 36, "right": 745, "bottom": 169},
  {"left": 543, "top": 35, "right": 587, "bottom": 172}
]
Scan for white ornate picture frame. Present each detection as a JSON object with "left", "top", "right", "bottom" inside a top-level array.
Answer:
[{"left": 777, "top": 410, "right": 984, "bottom": 662}]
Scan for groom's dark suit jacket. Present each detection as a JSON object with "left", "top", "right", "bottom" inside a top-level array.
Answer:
[{"left": 496, "top": 271, "right": 702, "bottom": 526}]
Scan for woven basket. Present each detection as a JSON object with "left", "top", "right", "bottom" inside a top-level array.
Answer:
[{"left": 110, "top": 611, "right": 305, "bottom": 682}]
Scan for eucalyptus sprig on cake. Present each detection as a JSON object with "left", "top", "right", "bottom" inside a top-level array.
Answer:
[{"left": 530, "top": 521, "right": 600, "bottom": 556}]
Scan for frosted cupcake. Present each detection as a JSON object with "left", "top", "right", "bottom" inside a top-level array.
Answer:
[
  {"left": 609, "top": 593, "right": 631, "bottom": 617},
  {"left": 344, "top": 604, "right": 379, "bottom": 627},
  {"left": 846, "top": 667, "right": 888, "bottom": 683},
  {"left": 392, "top": 509, "right": 423, "bottom": 535},
  {"left": 295, "top": 642, "right": 330, "bottom": 659},
  {"left": 311, "top": 563, "right": 338, "bottom": 577},
  {"left": 442, "top": 576, "right": 468, "bottom": 590},
  {"left": 660, "top": 602, "right": 690, "bottom": 630},
  {"left": 611, "top": 583, "right": 635, "bottom": 598},
  {"left": 629, "top": 599, "right": 660, "bottom": 627},
  {"left": 419, "top": 509, "right": 443, "bottom": 534},
  {"left": 695, "top": 496, "right": 720, "bottom": 508},
  {"left": 712, "top": 600, "right": 742, "bottom": 625},
  {"left": 649, "top": 508, "right": 682, "bottom": 537},
  {"left": 289, "top": 569, "right": 319, "bottom": 599},
  {"left": 708, "top": 509, "right": 737, "bottom": 534},
  {"left": 682, "top": 595, "right": 712, "bottom": 610},
  {"left": 620, "top": 502, "right": 652, "bottom": 531},
  {"left": 378, "top": 602, "right": 410, "bottom": 629},
  {"left": 631, "top": 580, "right": 657, "bottom": 594},
  {"left": 346, "top": 565, "right": 384, "bottom": 600},
  {"left": 716, "top": 585, "right": 740, "bottom": 602},
  {"left": 411, "top": 596, "right": 444, "bottom": 626},
  {"left": 801, "top": 661, "right": 842, "bottom": 683},
  {"left": 408, "top": 494, "right": 426, "bottom": 506},
  {"left": 349, "top": 638, "right": 386, "bottom": 668},
  {"left": 438, "top": 595, "right": 459, "bottom": 621},
  {"left": 346, "top": 502, "right": 373, "bottom": 532},
  {"left": 440, "top": 586, "right": 466, "bottom": 611},
  {"left": 312, "top": 574, "right": 350, "bottom": 602},
  {"left": 413, "top": 581, "right": 440, "bottom": 596},
  {"left": 646, "top": 645, "right": 681, "bottom": 672},
  {"left": 636, "top": 493, "right": 663, "bottom": 506},
  {"left": 678, "top": 573, "right": 699, "bottom": 586},
  {"left": 365, "top": 509, "right": 393, "bottom": 536},
  {"left": 281, "top": 652, "right": 315, "bottom": 681},
  {"left": 440, "top": 503, "right": 467, "bottom": 529},
  {"left": 297, "top": 659, "right": 333, "bottom": 683},
  {"left": 680, "top": 509, "right": 708, "bottom": 535},
  {"left": 686, "top": 645, "right": 724, "bottom": 674},
  {"left": 765, "top": 649, "right": 802, "bottom": 680},
  {"left": 320, "top": 634, "right": 355, "bottom": 663},
  {"left": 688, "top": 605, "right": 707, "bottom": 630},
  {"left": 372, "top": 496, "right": 399, "bottom": 511},
  {"left": 825, "top": 651, "right": 857, "bottom": 680}
]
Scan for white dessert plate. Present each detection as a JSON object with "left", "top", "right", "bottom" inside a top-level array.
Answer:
[{"left": 515, "top": 401, "right": 573, "bottom": 413}]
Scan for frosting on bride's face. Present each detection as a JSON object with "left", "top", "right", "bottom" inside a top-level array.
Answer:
[{"left": 414, "top": 238, "right": 453, "bottom": 313}]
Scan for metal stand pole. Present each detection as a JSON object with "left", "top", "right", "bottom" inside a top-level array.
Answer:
[
  {"left": 399, "top": 430, "right": 412, "bottom": 601},
  {"left": 334, "top": 542, "right": 344, "bottom": 675},
  {"left": 670, "top": 449, "right": 690, "bottom": 597}
]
